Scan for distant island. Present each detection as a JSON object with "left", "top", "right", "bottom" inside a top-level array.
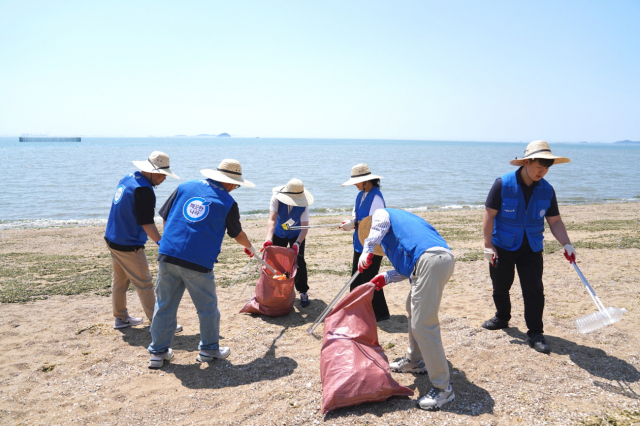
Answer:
[
  {"left": 217, "top": 133, "right": 230, "bottom": 137},
  {"left": 614, "top": 140, "right": 640, "bottom": 145}
]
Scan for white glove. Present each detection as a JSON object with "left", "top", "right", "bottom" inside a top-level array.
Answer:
[
  {"left": 563, "top": 244, "right": 576, "bottom": 263},
  {"left": 339, "top": 219, "right": 355, "bottom": 232},
  {"left": 484, "top": 247, "right": 497, "bottom": 266}
]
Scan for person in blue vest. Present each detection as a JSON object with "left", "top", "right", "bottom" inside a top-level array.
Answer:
[
  {"left": 359, "top": 208, "right": 456, "bottom": 411},
  {"left": 482, "top": 140, "right": 576, "bottom": 354},
  {"left": 104, "top": 151, "right": 179, "bottom": 330},
  {"left": 263, "top": 178, "right": 314, "bottom": 307},
  {"left": 147, "top": 159, "right": 258, "bottom": 369},
  {"left": 339, "top": 163, "right": 390, "bottom": 322}
]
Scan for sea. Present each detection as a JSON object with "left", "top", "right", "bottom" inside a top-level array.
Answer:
[{"left": 1, "top": 137, "right": 638, "bottom": 230}]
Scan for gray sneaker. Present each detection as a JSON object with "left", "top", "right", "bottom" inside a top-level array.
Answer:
[
  {"left": 148, "top": 348, "right": 174, "bottom": 369},
  {"left": 196, "top": 347, "right": 231, "bottom": 362},
  {"left": 389, "top": 357, "right": 427, "bottom": 373},
  {"left": 418, "top": 386, "right": 455, "bottom": 411},
  {"left": 114, "top": 316, "right": 144, "bottom": 329}
]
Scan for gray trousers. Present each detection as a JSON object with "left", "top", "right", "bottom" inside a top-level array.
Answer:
[{"left": 406, "top": 250, "right": 455, "bottom": 390}]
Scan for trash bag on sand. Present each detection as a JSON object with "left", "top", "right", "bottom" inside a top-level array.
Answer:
[
  {"left": 320, "top": 283, "right": 413, "bottom": 413},
  {"left": 240, "top": 246, "right": 298, "bottom": 317}
]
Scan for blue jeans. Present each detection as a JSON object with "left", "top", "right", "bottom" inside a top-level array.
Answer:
[{"left": 148, "top": 261, "right": 221, "bottom": 355}]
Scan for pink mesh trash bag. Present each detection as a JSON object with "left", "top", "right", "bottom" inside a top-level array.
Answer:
[
  {"left": 320, "top": 283, "right": 414, "bottom": 413},
  {"left": 240, "top": 245, "right": 298, "bottom": 317}
]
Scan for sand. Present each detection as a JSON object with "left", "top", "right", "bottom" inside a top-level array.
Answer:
[{"left": 1, "top": 203, "right": 639, "bottom": 425}]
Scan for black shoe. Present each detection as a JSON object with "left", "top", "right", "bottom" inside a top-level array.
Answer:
[
  {"left": 527, "top": 334, "right": 551, "bottom": 354},
  {"left": 376, "top": 315, "right": 391, "bottom": 323},
  {"left": 481, "top": 317, "right": 509, "bottom": 330}
]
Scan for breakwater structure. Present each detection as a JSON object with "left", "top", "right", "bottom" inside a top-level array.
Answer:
[{"left": 19, "top": 137, "right": 81, "bottom": 142}]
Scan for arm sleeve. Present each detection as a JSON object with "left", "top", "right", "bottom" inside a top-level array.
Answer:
[
  {"left": 301, "top": 206, "right": 309, "bottom": 222},
  {"left": 369, "top": 195, "right": 385, "bottom": 216},
  {"left": 363, "top": 209, "right": 391, "bottom": 253},
  {"left": 545, "top": 188, "right": 560, "bottom": 217},
  {"left": 134, "top": 187, "right": 157, "bottom": 225},
  {"left": 158, "top": 188, "right": 179, "bottom": 221},
  {"left": 269, "top": 195, "right": 279, "bottom": 212},
  {"left": 225, "top": 202, "right": 243, "bottom": 238},
  {"left": 384, "top": 270, "right": 409, "bottom": 284},
  {"left": 485, "top": 178, "right": 503, "bottom": 210}
]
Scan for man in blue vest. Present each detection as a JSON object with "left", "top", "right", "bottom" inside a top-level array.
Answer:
[
  {"left": 482, "top": 140, "right": 576, "bottom": 354},
  {"left": 263, "top": 178, "right": 314, "bottom": 307},
  {"left": 359, "top": 209, "right": 456, "bottom": 411},
  {"left": 148, "top": 159, "right": 258, "bottom": 369},
  {"left": 105, "top": 151, "right": 179, "bottom": 330}
]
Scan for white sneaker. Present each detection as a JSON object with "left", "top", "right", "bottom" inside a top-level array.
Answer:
[
  {"left": 148, "top": 348, "right": 174, "bottom": 369},
  {"left": 114, "top": 316, "right": 144, "bottom": 329},
  {"left": 196, "top": 347, "right": 231, "bottom": 362},
  {"left": 418, "top": 386, "right": 455, "bottom": 411},
  {"left": 389, "top": 357, "right": 427, "bottom": 373},
  {"left": 175, "top": 324, "right": 183, "bottom": 333}
]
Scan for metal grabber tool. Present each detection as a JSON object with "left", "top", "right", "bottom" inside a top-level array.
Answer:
[
  {"left": 282, "top": 222, "right": 343, "bottom": 231},
  {"left": 307, "top": 271, "right": 360, "bottom": 335}
]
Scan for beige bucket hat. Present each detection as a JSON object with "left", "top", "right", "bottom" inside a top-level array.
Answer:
[
  {"left": 357, "top": 216, "right": 385, "bottom": 257},
  {"left": 341, "top": 163, "right": 384, "bottom": 187},
  {"left": 132, "top": 151, "right": 179, "bottom": 179},
  {"left": 273, "top": 178, "right": 314, "bottom": 207},
  {"left": 510, "top": 140, "right": 570, "bottom": 166},
  {"left": 200, "top": 159, "right": 255, "bottom": 187}
]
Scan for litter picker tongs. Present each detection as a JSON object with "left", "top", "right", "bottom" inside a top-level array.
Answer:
[
  {"left": 282, "top": 223, "right": 342, "bottom": 231},
  {"left": 307, "top": 271, "right": 360, "bottom": 335}
]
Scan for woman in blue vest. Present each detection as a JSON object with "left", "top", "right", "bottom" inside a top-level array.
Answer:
[
  {"left": 263, "top": 179, "right": 314, "bottom": 307},
  {"left": 482, "top": 140, "right": 576, "bottom": 355},
  {"left": 339, "top": 163, "right": 390, "bottom": 322},
  {"left": 359, "top": 208, "right": 456, "bottom": 411}
]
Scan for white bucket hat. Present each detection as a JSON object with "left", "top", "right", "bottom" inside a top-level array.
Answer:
[
  {"left": 200, "top": 159, "right": 255, "bottom": 187},
  {"left": 273, "top": 178, "right": 314, "bottom": 207},
  {"left": 510, "top": 140, "right": 570, "bottom": 166},
  {"left": 132, "top": 151, "right": 179, "bottom": 179},
  {"left": 341, "top": 163, "right": 384, "bottom": 187}
]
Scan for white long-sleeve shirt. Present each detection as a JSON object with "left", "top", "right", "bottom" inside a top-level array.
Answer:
[
  {"left": 363, "top": 209, "right": 452, "bottom": 284},
  {"left": 351, "top": 191, "right": 385, "bottom": 219}
]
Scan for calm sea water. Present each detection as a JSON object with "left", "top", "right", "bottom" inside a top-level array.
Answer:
[{"left": 1, "top": 137, "right": 638, "bottom": 230}]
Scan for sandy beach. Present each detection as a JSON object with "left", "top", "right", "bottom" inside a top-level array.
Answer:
[{"left": 1, "top": 203, "right": 639, "bottom": 425}]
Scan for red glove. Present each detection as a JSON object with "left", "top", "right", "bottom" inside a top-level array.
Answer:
[
  {"left": 371, "top": 274, "right": 386, "bottom": 291},
  {"left": 261, "top": 240, "right": 273, "bottom": 252},
  {"left": 243, "top": 245, "right": 256, "bottom": 258},
  {"left": 564, "top": 244, "right": 576, "bottom": 263},
  {"left": 358, "top": 252, "right": 375, "bottom": 273},
  {"left": 292, "top": 242, "right": 300, "bottom": 256}
]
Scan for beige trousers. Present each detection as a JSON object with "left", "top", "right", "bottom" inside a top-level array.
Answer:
[
  {"left": 107, "top": 245, "right": 156, "bottom": 321},
  {"left": 406, "top": 250, "right": 455, "bottom": 390}
]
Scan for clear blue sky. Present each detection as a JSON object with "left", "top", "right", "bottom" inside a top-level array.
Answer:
[{"left": 1, "top": 1, "right": 638, "bottom": 141}]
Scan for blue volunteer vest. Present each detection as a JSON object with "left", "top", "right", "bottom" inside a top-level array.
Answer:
[
  {"left": 381, "top": 209, "right": 449, "bottom": 277},
  {"left": 105, "top": 172, "right": 154, "bottom": 246},
  {"left": 273, "top": 200, "right": 306, "bottom": 239},
  {"left": 492, "top": 171, "right": 553, "bottom": 252},
  {"left": 353, "top": 187, "right": 385, "bottom": 253},
  {"left": 159, "top": 179, "right": 235, "bottom": 269}
]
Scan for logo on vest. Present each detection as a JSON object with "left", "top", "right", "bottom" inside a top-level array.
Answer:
[
  {"left": 539, "top": 209, "right": 546, "bottom": 217},
  {"left": 113, "top": 185, "right": 126, "bottom": 204},
  {"left": 183, "top": 197, "right": 211, "bottom": 222}
]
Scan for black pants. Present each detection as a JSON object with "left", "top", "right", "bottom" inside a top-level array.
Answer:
[
  {"left": 351, "top": 250, "right": 390, "bottom": 320},
  {"left": 272, "top": 235, "right": 309, "bottom": 294},
  {"left": 490, "top": 243, "right": 544, "bottom": 336}
]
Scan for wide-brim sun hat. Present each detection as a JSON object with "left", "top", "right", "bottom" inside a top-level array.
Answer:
[
  {"left": 357, "top": 216, "right": 385, "bottom": 257},
  {"left": 341, "top": 163, "right": 384, "bottom": 187},
  {"left": 132, "top": 151, "right": 179, "bottom": 179},
  {"left": 200, "top": 159, "right": 255, "bottom": 187},
  {"left": 273, "top": 178, "right": 314, "bottom": 207},
  {"left": 510, "top": 140, "right": 570, "bottom": 166}
]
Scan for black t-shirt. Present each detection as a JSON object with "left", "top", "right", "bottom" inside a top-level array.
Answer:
[
  {"left": 157, "top": 187, "right": 243, "bottom": 272},
  {"left": 105, "top": 186, "right": 156, "bottom": 252},
  {"left": 485, "top": 168, "right": 559, "bottom": 217}
]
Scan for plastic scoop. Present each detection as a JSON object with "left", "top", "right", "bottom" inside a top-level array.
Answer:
[{"left": 572, "top": 262, "right": 626, "bottom": 333}]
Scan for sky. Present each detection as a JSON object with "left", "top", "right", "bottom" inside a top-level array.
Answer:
[{"left": 0, "top": 1, "right": 639, "bottom": 142}]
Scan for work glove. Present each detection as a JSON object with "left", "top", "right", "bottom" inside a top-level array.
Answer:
[
  {"left": 262, "top": 240, "right": 273, "bottom": 252},
  {"left": 358, "top": 252, "right": 375, "bottom": 273},
  {"left": 292, "top": 241, "right": 301, "bottom": 256},
  {"left": 484, "top": 247, "right": 497, "bottom": 267},
  {"left": 564, "top": 244, "right": 576, "bottom": 263},
  {"left": 339, "top": 219, "right": 355, "bottom": 232},
  {"left": 371, "top": 274, "right": 386, "bottom": 291},
  {"left": 243, "top": 244, "right": 256, "bottom": 258}
]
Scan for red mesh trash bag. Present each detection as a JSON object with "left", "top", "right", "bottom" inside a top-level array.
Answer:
[
  {"left": 239, "top": 246, "right": 298, "bottom": 317},
  {"left": 320, "top": 283, "right": 413, "bottom": 413}
]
